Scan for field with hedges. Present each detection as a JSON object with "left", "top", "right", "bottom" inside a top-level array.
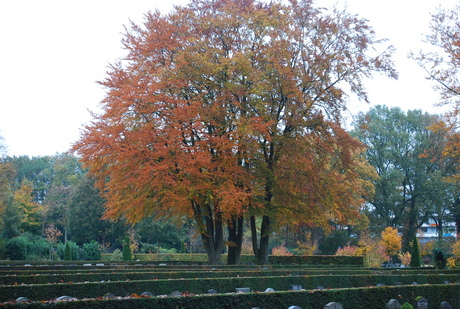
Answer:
[{"left": 1, "top": 256, "right": 460, "bottom": 308}]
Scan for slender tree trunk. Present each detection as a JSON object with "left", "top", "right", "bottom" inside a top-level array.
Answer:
[
  {"left": 312, "top": 227, "right": 321, "bottom": 254},
  {"left": 249, "top": 140, "right": 275, "bottom": 265},
  {"left": 402, "top": 199, "right": 417, "bottom": 252},
  {"left": 227, "top": 215, "right": 243, "bottom": 265},
  {"left": 250, "top": 215, "right": 270, "bottom": 265},
  {"left": 452, "top": 197, "right": 460, "bottom": 236},
  {"left": 436, "top": 218, "right": 444, "bottom": 241}
]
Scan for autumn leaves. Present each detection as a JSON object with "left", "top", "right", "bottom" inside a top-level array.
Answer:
[{"left": 73, "top": 0, "right": 397, "bottom": 264}]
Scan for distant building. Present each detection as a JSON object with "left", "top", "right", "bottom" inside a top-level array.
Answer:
[{"left": 416, "top": 218, "right": 457, "bottom": 243}]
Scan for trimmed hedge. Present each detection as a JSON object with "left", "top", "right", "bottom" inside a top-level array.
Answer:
[
  {"left": 3, "top": 268, "right": 460, "bottom": 286},
  {"left": 0, "top": 269, "right": 376, "bottom": 285},
  {"left": 100, "top": 254, "right": 365, "bottom": 266},
  {"left": 2, "top": 284, "right": 460, "bottom": 308},
  {"left": 2, "top": 273, "right": 460, "bottom": 302}
]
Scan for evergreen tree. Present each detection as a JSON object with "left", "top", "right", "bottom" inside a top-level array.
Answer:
[
  {"left": 64, "top": 242, "right": 72, "bottom": 260},
  {"left": 122, "top": 235, "right": 132, "bottom": 261},
  {"left": 410, "top": 237, "right": 421, "bottom": 267}
]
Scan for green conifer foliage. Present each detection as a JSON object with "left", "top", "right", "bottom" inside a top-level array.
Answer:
[
  {"left": 410, "top": 237, "right": 421, "bottom": 267},
  {"left": 64, "top": 242, "right": 72, "bottom": 261},
  {"left": 122, "top": 235, "right": 132, "bottom": 261}
]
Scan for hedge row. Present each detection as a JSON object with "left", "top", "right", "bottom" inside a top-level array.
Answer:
[
  {"left": 2, "top": 273, "right": 460, "bottom": 302},
  {"left": 0, "top": 266, "right": 373, "bottom": 275},
  {"left": 3, "top": 268, "right": 460, "bottom": 286},
  {"left": 0, "top": 269, "right": 376, "bottom": 285},
  {"left": 99, "top": 254, "right": 365, "bottom": 266},
  {"left": 3, "top": 284, "right": 460, "bottom": 309}
]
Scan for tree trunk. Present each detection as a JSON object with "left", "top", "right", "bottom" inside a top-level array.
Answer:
[
  {"left": 250, "top": 215, "right": 270, "bottom": 265},
  {"left": 64, "top": 227, "right": 68, "bottom": 244},
  {"left": 312, "top": 227, "right": 321, "bottom": 254},
  {"left": 201, "top": 217, "right": 224, "bottom": 265},
  {"left": 452, "top": 197, "right": 460, "bottom": 236},
  {"left": 455, "top": 213, "right": 460, "bottom": 236},
  {"left": 227, "top": 216, "right": 244, "bottom": 265},
  {"left": 437, "top": 220, "right": 444, "bottom": 241},
  {"left": 193, "top": 201, "right": 224, "bottom": 265},
  {"left": 402, "top": 199, "right": 417, "bottom": 252}
]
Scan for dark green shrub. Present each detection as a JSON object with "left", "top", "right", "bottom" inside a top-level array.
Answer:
[
  {"left": 5, "top": 234, "right": 50, "bottom": 260},
  {"left": 82, "top": 241, "right": 101, "bottom": 260},
  {"left": 410, "top": 237, "right": 421, "bottom": 267},
  {"left": 123, "top": 235, "right": 132, "bottom": 261},
  {"left": 432, "top": 248, "right": 448, "bottom": 269},
  {"left": 6, "top": 236, "right": 28, "bottom": 260},
  {"left": 25, "top": 234, "right": 50, "bottom": 260},
  {"left": 58, "top": 241, "right": 80, "bottom": 260},
  {"left": 0, "top": 238, "right": 6, "bottom": 259},
  {"left": 139, "top": 243, "right": 157, "bottom": 253}
]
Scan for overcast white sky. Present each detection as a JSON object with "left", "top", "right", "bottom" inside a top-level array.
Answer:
[{"left": 0, "top": 0, "right": 457, "bottom": 157}]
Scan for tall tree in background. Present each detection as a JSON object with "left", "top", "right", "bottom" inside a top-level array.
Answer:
[
  {"left": 0, "top": 137, "right": 16, "bottom": 238},
  {"left": 73, "top": 0, "right": 396, "bottom": 264},
  {"left": 412, "top": 3, "right": 460, "bottom": 115},
  {"left": 69, "top": 174, "right": 126, "bottom": 246},
  {"left": 412, "top": 3, "right": 460, "bottom": 235},
  {"left": 0, "top": 154, "right": 88, "bottom": 241},
  {"left": 45, "top": 185, "right": 74, "bottom": 242},
  {"left": 13, "top": 179, "right": 44, "bottom": 234},
  {"left": 43, "top": 154, "right": 84, "bottom": 241},
  {"left": 352, "top": 106, "right": 455, "bottom": 251},
  {"left": 10, "top": 156, "right": 55, "bottom": 204}
]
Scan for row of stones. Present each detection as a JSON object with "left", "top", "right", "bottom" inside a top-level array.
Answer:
[
  {"left": 386, "top": 298, "right": 453, "bottom": 309},
  {"left": 11, "top": 286, "right": 294, "bottom": 302},
  {"left": 12, "top": 294, "right": 455, "bottom": 309}
]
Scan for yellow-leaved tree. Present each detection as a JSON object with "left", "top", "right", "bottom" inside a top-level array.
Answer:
[
  {"left": 380, "top": 227, "right": 402, "bottom": 263},
  {"left": 14, "top": 180, "right": 44, "bottom": 234}
]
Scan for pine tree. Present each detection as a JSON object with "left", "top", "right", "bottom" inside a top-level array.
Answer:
[
  {"left": 122, "top": 235, "right": 132, "bottom": 261},
  {"left": 409, "top": 237, "right": 421, "bottom": 267}
]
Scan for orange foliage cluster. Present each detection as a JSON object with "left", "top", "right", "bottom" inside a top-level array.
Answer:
[
  {"left": 271, "top": 245, "right": 293, "bottom": 256},
  {"left": 335, "top": 245, "right": 359, "bottom": 256},
  {"left": 73, "top": 0, "right": 395, "bottom": 262}
]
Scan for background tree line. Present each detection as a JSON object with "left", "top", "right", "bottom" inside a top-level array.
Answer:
[
  {"left": 1, "top": 103, "right": 458, "bottom": 263},
  {"left": 0, "top": 152, "right": 191, "bottom": 259}
]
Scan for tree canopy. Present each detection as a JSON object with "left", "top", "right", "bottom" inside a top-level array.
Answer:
[
  {"left": 351, "top": 106, "right": 458, "bottom": 251},
  {"left": 73, "top": 0, "right": 396, "bottom": 264},
  {"left": 411, "top": 3, "right": 460, "bottom": 244}
]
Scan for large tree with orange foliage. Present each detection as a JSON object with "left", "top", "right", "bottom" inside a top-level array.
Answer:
[
  {"left": 412, "top": 3, "right": 460, "bottom": 114},
  {"left": 412, "top": 3, "right": 460, "bottom": 168},
  {"left": 73, "top": 0, "right": 396, "bottom": 264},
  {"left": 412, "top": 3, "right": 460, "bottom": 236}
]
